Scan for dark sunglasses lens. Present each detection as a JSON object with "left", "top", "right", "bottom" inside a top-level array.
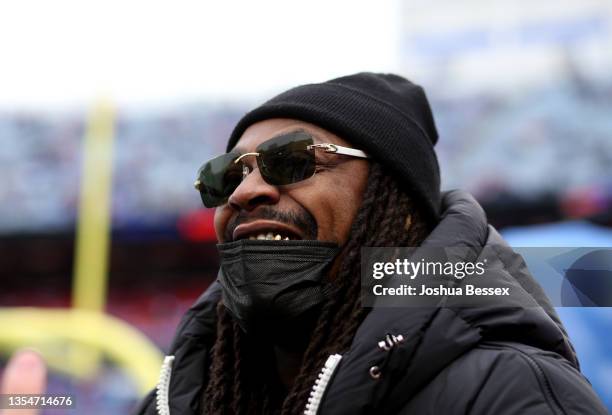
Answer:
[
  {"left": 257, "top": 133, "right": 315, "bottom": 185},
  {"left": 197, "top": 152, "right": 242, "bottom": 207}
]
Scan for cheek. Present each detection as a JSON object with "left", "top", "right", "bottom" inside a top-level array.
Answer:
[
  {"left": 311, "top": 167, "right": 369, "bottom": 243},
  {"left": 213, "top": 207, "right": 231, "bottom": 242},
  {"left": 331, "top": 187, "right": 365, "bottom": 240}
]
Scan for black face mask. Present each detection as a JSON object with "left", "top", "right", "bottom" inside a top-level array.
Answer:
[{"left": 216, "top": 239, "right": 339, "bottom": 346}]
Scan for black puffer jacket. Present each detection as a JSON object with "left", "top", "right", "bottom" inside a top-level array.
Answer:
[{"left": 135, "top": 191, "right": 608, "bottom": 414}]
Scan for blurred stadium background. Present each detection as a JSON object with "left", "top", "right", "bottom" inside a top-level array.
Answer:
[{"left": 1, "top": 0, "right": 611, "bottom": 413}]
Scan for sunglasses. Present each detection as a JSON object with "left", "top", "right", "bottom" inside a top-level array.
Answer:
[{"left": 194, "top": 131, "right": 369, "bottom": 207}]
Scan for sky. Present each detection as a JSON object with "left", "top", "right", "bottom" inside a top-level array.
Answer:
[
  {"left": 0, "top": 0, "right": 400, "bottom": 108},
  {"left": 2, "top": 0, "right": 611, "bottom": 109}
]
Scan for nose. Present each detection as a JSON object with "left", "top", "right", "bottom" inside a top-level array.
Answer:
[{"left": 227, "top": 165, "right": 281, "bottom": 211}]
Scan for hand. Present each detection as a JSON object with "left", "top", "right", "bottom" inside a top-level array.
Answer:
[{"left": 0, "top": 350, "right": 47, "bottom": 415}]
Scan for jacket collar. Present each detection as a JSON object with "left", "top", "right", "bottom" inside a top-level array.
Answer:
[{"left": 319, "top": 190, "right": 577, "bottom": 414}]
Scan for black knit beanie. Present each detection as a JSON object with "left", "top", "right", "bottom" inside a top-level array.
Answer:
[{"left": 227, "top": 72, "right": 441, "bottom": 220}]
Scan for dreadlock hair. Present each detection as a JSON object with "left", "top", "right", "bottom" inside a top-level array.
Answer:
[{"left": 202, "top": 161, "right": 434, "bottom": 414}]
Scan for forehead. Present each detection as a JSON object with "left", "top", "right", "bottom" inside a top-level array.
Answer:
[{"left": 231, "top": 118, "right": 353, "bottom": 153}]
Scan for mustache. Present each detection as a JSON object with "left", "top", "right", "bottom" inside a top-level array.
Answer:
[{"left": 225, "top": 206, "right": 318, "bottom": 241}]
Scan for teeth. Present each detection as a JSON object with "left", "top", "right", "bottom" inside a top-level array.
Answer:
[{"left": 248, "top": 232, "right": 293, "bottom": 241}]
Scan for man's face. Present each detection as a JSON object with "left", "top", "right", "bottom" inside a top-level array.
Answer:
[{"left": 214, "top": 118, "right": 369, "bottom": 247}]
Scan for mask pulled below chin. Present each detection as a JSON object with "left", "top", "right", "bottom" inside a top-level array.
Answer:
[{"left": 216, "top": 239, "right": 340, "bottom": 343}]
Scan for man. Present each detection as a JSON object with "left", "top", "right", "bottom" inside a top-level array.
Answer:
[{"left": 135, "top": 73, "right": 608, "bottom": 414}]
